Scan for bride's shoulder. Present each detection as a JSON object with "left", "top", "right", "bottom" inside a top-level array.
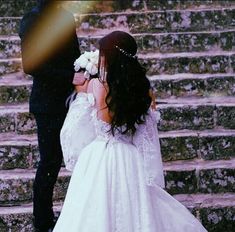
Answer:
[{"left": 87, "top": 78, "right": 108, "bottom": 96}]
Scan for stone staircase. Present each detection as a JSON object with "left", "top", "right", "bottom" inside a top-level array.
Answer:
[{"left": 0, "top": 0, "right": 235, "bottom": 231}]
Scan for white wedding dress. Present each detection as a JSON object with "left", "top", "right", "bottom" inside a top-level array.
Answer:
[{"left": 53, "top": 92, "right": 207, "bottom": 232}]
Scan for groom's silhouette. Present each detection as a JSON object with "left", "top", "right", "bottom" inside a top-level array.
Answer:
[{"left": 19, "top": 0, "right": 80, "bottom": 231}]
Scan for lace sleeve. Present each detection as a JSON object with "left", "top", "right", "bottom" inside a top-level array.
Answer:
[
  {"left": 133, "top": 110, "right": 165, "bottom": 188},
  {"left": 60, "top": 93, "right": 96, "bottom": 171}
]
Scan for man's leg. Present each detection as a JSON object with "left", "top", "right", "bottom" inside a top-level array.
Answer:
[{"left": 33, "top": 113, "right": 66, "bottom": 230}]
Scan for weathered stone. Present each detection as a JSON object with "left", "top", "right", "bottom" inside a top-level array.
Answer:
[
  {"left": 0, "top": 85, "right": 31, "bottom": 104},
  {"left": 164, "top": 169, "right": 197, "bottom": 194},
  {"left": 199, "top": 168, "right": 235, "bottom": 193},
  {"left": 0, "top": 145, "right": 32, "bottom": 170},
  {"left": 157, "top": 105, "right": 214, "bottom": 131},
  {"left": 140, "top": 55, "right": 230, "bottom": 75},
  {"left": 0, "top": 39, "right": 21, "bottom": 59},
  {"left": 0, "top": 114, "right": 15, "bottom": 133},
  {"left": 150, "top": 75, "right": 235, "bottom": 99},
  {"left": 0, "top": 212, "right": 34, "bottom": 232},
  {"left": 150, "top": 79, "right": 172, "bottom": 99},
  {"left": 206, "top": 76, "right": 235, "bottom": 97},
  {"left": 146, "top": 0, "right": 235, "bottom": 10},
  {"left": 78, "top": 36, "right": 99, "bottom": 53},
  {"left": 166, "top": 9, "right": 235, "bottom": 33},
  {"left": 0, "top": 18, "right": 20, "bottom": 36},
  {"left": 217, "top": 106, "right": 235, "bottom": 129},
  {"left": 0, "top": 172, "right": 70, "bottom": 205},
  {"left": 230, "top": 55, "right": 235, "bottom": 73},
  {"left": 200, "top": 206, "right": 235, "bottom": 232},
  {"left": 157, "top": 33, "right": 219, "bottom": 53},
  {"left": 2, "top": 54, "right": 232, "bottom": 76},
  {"left": 199, "top": 135, "right": 235, "bottom": 160},
  {"left": 64, "top": 0, "right": 145, "bottom": 14},
  {"left": 0, "top": 0, "right": 34, "bottom": 17},
  {"left": 78, "top": 13, "right": 131, "bottom": 32},
  {"left": 0, "top": 60, "right": 22, "bottom": 76},
  {"left": 0, "top": 177, "right": 33, "bottom": 204},
  {"left": 2, "top": 30, "right": 233, "bottom": 61},
  {"left": 220, "top": 31, "right": 235, "bottom": 51},
  {"left": 54, "top": 175, "right": 70, "bottom": 201},
  {"left": 31, "top": 145, "right": 40, "bottom": 169},
  {"left": 171, "top": 78, "right": 206, "bottom": 98},
  {"left": 160, "top": 136, "right": 198, "bottom": 161},
  {"left": 2, "top": 8, "right": 235, "bottom": 37},
  {"left": 16, "top": 113, "right": 36, "bottom": 135}
]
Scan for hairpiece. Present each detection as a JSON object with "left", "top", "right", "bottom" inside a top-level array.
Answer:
[{"left": 115, "top": 45, "right": 138, "bottom": 59}]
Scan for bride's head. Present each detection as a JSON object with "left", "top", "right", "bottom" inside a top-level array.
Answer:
[{"left": 98, "top": 31, "right": 151, "bottom": 135}]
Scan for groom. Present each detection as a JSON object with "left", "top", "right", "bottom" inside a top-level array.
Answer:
[{"left": 19, "top": 0, "right": 81, "bottom": 231}]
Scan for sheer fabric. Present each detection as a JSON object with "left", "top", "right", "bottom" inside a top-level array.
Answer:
[
  {"left": 60, "top": 92, "right": 96, "bottom": 171},
  {"left": 55, "top": 92, "right": 207, "bottom": 232}
]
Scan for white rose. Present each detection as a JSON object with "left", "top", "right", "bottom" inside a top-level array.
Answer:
[
  {"left": 86, "top": 62, "right": 98, "bottom": 75},
  {"left": 83, "top": 51, "right": 91, "bottom": 59},
  {"left": 93, "top": 49, "right": 99, "bottom": 57},
  {"left": 74, "top": 62, "right": 80, "bottom": 72},
  {"left": 84, "top": 71, "right": 90, "bottom": 79},
  {"left": 90, "top": 57, "right": 98, "bottom": 65},
  {"left": 77, "top": 55, "right": 89, "bottom": 68}
]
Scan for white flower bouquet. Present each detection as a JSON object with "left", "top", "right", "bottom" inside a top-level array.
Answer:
[{"left": 74, "top": 49, "right": 99, "bottom": 79}]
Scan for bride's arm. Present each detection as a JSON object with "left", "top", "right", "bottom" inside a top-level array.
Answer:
[
  {"left": 61, "top": 82, "right": 97, "bottom": 171},
  {"left": 73, "top": 72, "right": 89, "bottom": 93}
]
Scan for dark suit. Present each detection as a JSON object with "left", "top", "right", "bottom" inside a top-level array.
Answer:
[{"left": 19, "top": 2, "right": 80, "bottom": 230}]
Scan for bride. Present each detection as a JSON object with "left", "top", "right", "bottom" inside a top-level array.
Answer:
[{"left": 53, "top": 31, "right": 207, "bottom": 232}]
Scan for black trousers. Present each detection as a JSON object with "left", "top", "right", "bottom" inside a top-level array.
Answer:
[{"left": 33, "top": 113, "right": 66, "bottom": 230}]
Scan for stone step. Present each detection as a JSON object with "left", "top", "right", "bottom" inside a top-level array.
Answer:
[
  {"left": 0, "top": 128, "right": 234, "bottom": 170},
  {"left": 0, "top": 58, "right": 21, "bottom": 76},
  {"left": 150, "top": 73, "right": 235, "bottom": 99},
  {"left": 0, "top": 158, "right": 235, "bottom": 205},
  {"left": 1, "top": 29, "right": 235, "bottom": 59},
  {"left": 0, "top": 97, "right": 234, "bottom": 134},
  {"left": 0, "top": 168, "right": 70, "bottom": 206},
  {"left": 2, "top": 0, "right": 235, "bottom": 17},
  {"left": 1, "top": 6, "right": 235, "bottom": 36},
  {"left": 76, "top": 7, "right": 235, "bottom": 35},
  {"left": 0, "top": 193, "right": 235, "bottom": 232},
  {"left": 0, "top": 74, "right": 31, "bottom": 104},
  {"left": 1, "top": 50, "right": 235, "bottom": 76},
  {"left": 1, "top": 72, "right": 234, "bottom": 104}
]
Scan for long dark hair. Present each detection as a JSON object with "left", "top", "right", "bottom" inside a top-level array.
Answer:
[{"left": 98, "top": 31, "right": 151, "bottom": 135}]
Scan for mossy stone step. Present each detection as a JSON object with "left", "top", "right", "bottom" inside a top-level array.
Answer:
[
  {"left": 0, "top": 130, "right": 234, "bottom": 170},
  {"left": 1, "top": 51, "right": 235, "bottom": 76},
  {"left": 0, "top": 169, "right": 70, "bottom": 206},
  {"left": 76, "top": 8, "right": 235, "bottom": 34},
  {"left": 0, "top": 73, "right": 234, "bottom": 104},
  {"left": 0, "top": 159, "right": 235, "bottom": 205},
  {"left": 1, "top": 7, "right": 235, "bottom": 36},
  {"left": 1, "top": 0, "right": 235, "bottom": 17},
  {"left": 1, "top": 30, "right": 235, "bottom": 59},
  {"left": 0, "top": 193, "right": 234, "bottom": 232},
  {"left": 0, "top": 130, "right": 235, "bottom": 170},
  {"left": 0, "top": 193, "right": 235, "bottom": 232},
  {"left": 1, "top": 99, "right": 234, "bottom": 134},
  {"left": 151, "top": 74, "right": 235, "bottom": 99}
]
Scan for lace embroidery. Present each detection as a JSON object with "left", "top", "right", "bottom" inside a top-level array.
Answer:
[{"left": 61, "top": 92, "right": 164, "bottom": 188}]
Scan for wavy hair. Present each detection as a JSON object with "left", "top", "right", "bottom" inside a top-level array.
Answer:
[{"left": 98, "top": 31, "right": 151, "bottom": 135}]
